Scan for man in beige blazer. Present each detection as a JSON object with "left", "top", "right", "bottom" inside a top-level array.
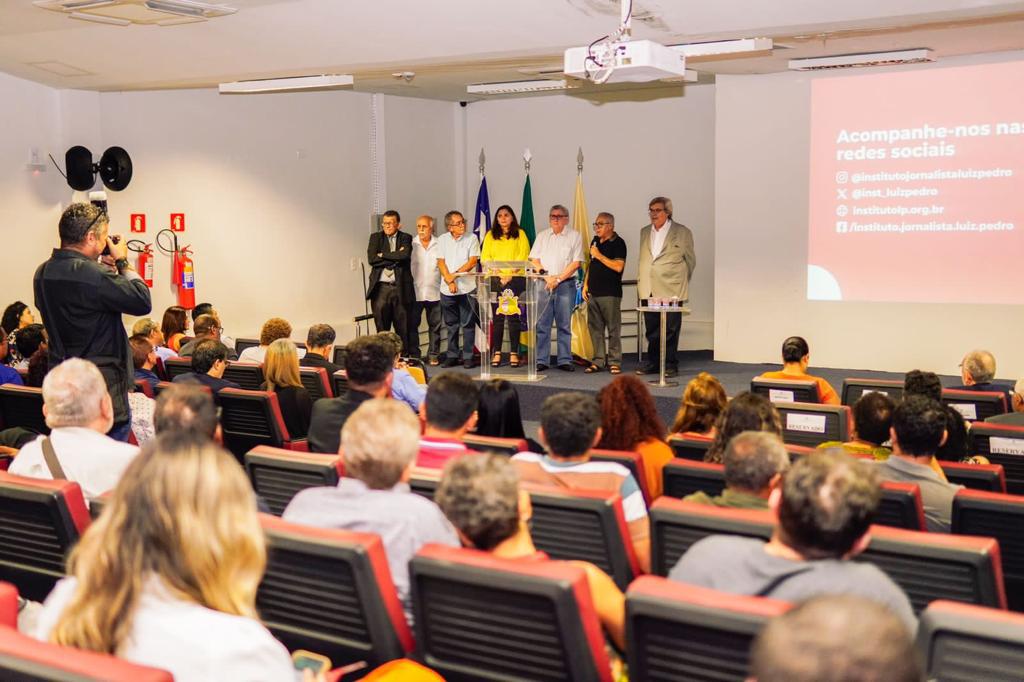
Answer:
[{"left": 636, "top": 196, "right": 695, "bottom": 377}]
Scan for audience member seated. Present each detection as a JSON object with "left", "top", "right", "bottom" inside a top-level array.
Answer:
[
  {"left": 191, "top": 302, "right": 235, "bottom": 352},
  {"left": 670, "top": 371, "right": 727, "bottom": 438},
  {"left": 875, "top": 395, "right": 963, "bottom": 532},
  {"left": 261, "top": 339, "right": 312, "bottom": 440},
  {"left": 34, "top": 435, "right": 294, "bottom": 681},
  {"left": 25, "top": 347, "right": 47, "bottom": 387},
  {"left": 705, "top": 392, "right": 782, "bottom": 464},
  {"left": 13, "top": 323, "right": 47, "bottom": 371},
  {"left": 986, "top": 377, "right": 1024, "bottom": 426},
  {"left": 817, "top": 391, "right": 895, "bottom": 460},
  {"left": 171, "top": 340, "right": 240, "bottom": 394},
  {"left": 476, "top": 379, "right": 543, "bottom": 453},
  {"left": 131, "top": 317, "right": 175, "bottom": 362},
  {"left": 757, "top": 336, "right": 839, "bottom": 405},
  {"left": 684, "top": 431, "right": 789, "bottom": 509},
  {"left": 904, "top": 369, "right": 971, "bottom": 463},
  {"left": 308, "top": 335, "right": 393, "bottom": 454},
  {"left": 512, "top": 392, "right": 650, "bottom": 573},
  {"left": 154, "top": 383, "right": 219, "bottom": 440},
  {"left": 283, "top": 399, "right": 459, "bottom": 623},
  {"left": 177, "top": 314, "right": 238, "bottom": 360},
  {"left": 596, "top": 375, "right": 674, "bottom": 498},
  {"left": 1, "top": 300, "right": 34, "bottom": 366},
  {"left": 0, "top": 328, "right": 24, "bottom": 385},
  {"left": 669, "top": 450, "right": 915, "bottom": 631},
  {"left": 160, "top": 305, "right": 190, "bottom": 354},
  {"left": 238, "top": 317, "right": 304, "bottom": 364},
  {"left": 299, "top": 323, "right": 343, "bottom": 375},
  {"left": 9, "top": 358, "right": 138, "bottom": 499},
  {"left": 417, "top": 371, "right": 478, "bottom": 468},
  {"left": 954, "top": 349, "right": 1014, "bottom": 398},
  {"left": 378, "top": 331, "right": 426, "bottom": 412},
  {"left": 437, "top": 453, "right": 627, "bottom": 653},
  {"left": 130, "top": 334, "right": 160, "bottom": 392},
  {"left": 750, "top": 595, "right": 923, "bottom": 682}
]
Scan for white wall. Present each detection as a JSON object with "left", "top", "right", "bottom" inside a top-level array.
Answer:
[
  {"left": 464, "top": 87, "right": 717, "bottom": 350},
  {"left": 715, "top": 51, "right": 1024, "bottom": 378}
]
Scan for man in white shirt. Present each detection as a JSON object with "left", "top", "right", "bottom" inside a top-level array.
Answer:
[
  {"left": 436, "top": 210, "right": 481, "bottom": 368},
  {"left": 410, "top": 215, "right": 444, "bottom": 365},
  {"left": 529, "top": 204, "right": 582, "bottom": 371},
  {"left": 10, "top": 358, "right": 138, "bottom": 501}
]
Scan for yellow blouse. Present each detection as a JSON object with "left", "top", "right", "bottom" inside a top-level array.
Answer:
[{"left": 481, "top": 231, "right": 531, "bottom": 275}]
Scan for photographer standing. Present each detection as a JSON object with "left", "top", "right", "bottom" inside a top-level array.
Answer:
[{"left": 34, "top": 203, "right": 152, "bottom": 441}]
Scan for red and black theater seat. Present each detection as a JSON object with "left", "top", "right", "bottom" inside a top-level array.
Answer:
[
  {"left": 218, "top": 388, "right": 308, "bottom": 463},
  {"left": 257, "top": 515, "right": 413, "bottom": 669},
  {"left": 840, "top": 378, "right": 904, "bottom": 406},
  {"left": 968, "top": 422, "right": 1024, "bottom": 494},
  {"left": 332, "top": 370, "right": 349, "bottom": 400},
  {"left": 233, "top": 338, "right": 259, "bottom": 356},
  {"left": 298, "top": 366, "right": 333, "bottom": 400},
  {"left": 941, "top": 388, "right": 1008, "bottom": 423},
  {"left": 774, "top": 402, "right": 852, "bottom": 448},
  {"left": 161, "top": 357, "right": 192, "bottom": 380},
  {"left": 750, "top": 377, "right": 821, "bottom": 404},
  {"left": 0, "top": 581, "right": 18, "bottom": 627},
  {"left": 940, "top": 461, "right": 1006, "bottom": 493},
  {"left": 332, "top": 345, "right": 347, "bottom": 367},
  {"left": 0, "top": 472, "right": 90, "bottom": 601},
  {"left": 875, "top": 481, "right": 927, "bottom": 531},
  {"left": 462, "top": 434, "right": 528, "bottom": 456},
  {"left": 0, "top": 385, "right": 48, "bottom": 435},
  {"left": 661, "top": 459, "right": 726, "bottom": 500},
  {"left": 411, "top": 544, "right": 613, "bottom": 682},
  {"left": 953, "top": 489, "right": 1024, "bottom": 611},
  {"left": 222, "top": 361, "right": 265, "bottom": 391},
  {"left": 590, "top": 448, "right": 651, "bottom": 504},
  {"left": 627, "top": 576, "right": 791, "bottom": 682},
  {"left": 133, "top": 378, "right": 154, "bottom": 399},
  {"left": 408, "top": 473, "right": 440, "bottom": 502},
  {"left": 0, "top": 626, "right": 172, "bottom": 681},
  {"left": 667, "top": 434, "right": 712, "bottom": 462},
  {"left": 523, "top": 483, "right": 641, "bottom": 591},
  {"left": 244, "top": 446, "right": 343, "bottom": 516},
  {"left": 917, "top": 600, "right": 1024, "bottom": 681}
]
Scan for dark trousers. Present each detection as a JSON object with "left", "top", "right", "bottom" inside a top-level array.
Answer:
[
  {"left": 490, "top": 276, "right": 524, "bottom": 354},
  {"left": 643, "top": 304, "right": 682, "bottom": 370},
  {"left": 411, "top": 300, "right": 443, "bottom": 360},
  {"left": 441, "top": 294, "right": 477, "bottom": 361},
  {"left": 371, "top": 283, "right": 410, "bottom": 354}
]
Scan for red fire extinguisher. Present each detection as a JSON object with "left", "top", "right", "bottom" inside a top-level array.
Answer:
[
  {"left": 138, "top": 243, "right": 154, "bottom": 288},
  {"left": 173, "top": 245, "right": 196, "bottom": 310}
]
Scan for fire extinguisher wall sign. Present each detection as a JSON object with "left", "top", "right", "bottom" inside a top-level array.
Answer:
[{"left": 176, "top": 245, "right": 196, "bottom": 310}]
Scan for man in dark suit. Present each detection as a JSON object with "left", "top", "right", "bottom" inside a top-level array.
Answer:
[
  {"left": 307, "top": 336, "right": 394, "bottom": 454},
  {"left": 367, "top": 210, "right": 415, "bottom": 355},
  {"left": 300, "top": 323, "right": 344, "bottom": 375}
]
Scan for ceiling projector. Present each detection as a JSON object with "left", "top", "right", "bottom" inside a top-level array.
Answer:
[{"left": 564, "top": 39, "right": 686, "bottom": 83}]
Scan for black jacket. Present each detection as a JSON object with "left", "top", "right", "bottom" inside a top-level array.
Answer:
[
  {"left": 307, "top": 390, "right": 374, "bottom": 454},
  {"left": 299, "top": 351, "right": 343, "bottom": 376},
  {"left": 366, "top": 230, "right": 415, "bottom": 305},
  {"left": 34, "top": 249, "right": 151, "bottom": 425}
]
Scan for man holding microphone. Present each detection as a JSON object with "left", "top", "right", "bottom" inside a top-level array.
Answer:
[{"left": 583, "top": 212, "right": 626, "bottom": 374}]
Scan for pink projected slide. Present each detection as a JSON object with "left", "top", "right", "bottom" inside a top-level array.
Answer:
[{"left": 807, "top": 60, "right": 1024, "bottom": 304}]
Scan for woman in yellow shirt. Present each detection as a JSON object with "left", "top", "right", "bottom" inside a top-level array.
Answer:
[{"left": 481, "top": 205, "right": 531, "bottom": 367}]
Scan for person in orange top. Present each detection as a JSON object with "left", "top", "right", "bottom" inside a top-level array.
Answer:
[
  {"left": 758, "top": 336, "right": 839, "bottom": 405},
  {"left": 596, "top": 375, "right": 674, "bottom": 499}
]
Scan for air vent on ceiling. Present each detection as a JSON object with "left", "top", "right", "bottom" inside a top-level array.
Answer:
[
  {"left": 788, "top": 49, "right": 934, "bottom": 71},
  {"left": 33, "top": 0, "right": 236, "bottom": 25}
]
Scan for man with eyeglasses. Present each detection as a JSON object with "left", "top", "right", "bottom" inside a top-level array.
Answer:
[
  {"left": 637, "top": 196, "right": 696, "bottom": 378},
  {"left": 583, "top": 212, "right": 627, "bottom": 374},
  {"left": 176, "top": 314, "right": 238, "bottom": 360},
  {"left": 529, "top": 205, "right": 583, "bottom": 371},
  {"left": 34, "top": 202, "right": 152, "bottom": 442},
  {"left": 436, "top": 210, "right": 481, "bottom": 368},
  {"left": 367, "top": 210, "right": 415, "bottom": 356},
  {"left": 986, "top": 378, "right": 1024, "bottom": 426}
]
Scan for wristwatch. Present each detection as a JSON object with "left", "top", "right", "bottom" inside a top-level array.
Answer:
[{"left": 115, "top": 258, "right": 130, "bottom": 272}]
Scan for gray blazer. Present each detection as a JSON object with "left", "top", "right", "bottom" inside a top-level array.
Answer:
[{"left": 637, "top": 221, "right": 696, "bottom": 301}]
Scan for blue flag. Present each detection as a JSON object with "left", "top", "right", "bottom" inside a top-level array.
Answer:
[{"left": 473, "top": 176, "right": 491, "bottom": 240}]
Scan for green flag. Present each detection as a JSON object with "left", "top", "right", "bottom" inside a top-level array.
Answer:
[{"left": 520, "top": 173, "right": 536, "bottom": 245}]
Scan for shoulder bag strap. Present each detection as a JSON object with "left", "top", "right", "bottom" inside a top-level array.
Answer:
[{"left": 40, "top": 437, "right": 67, "bottom": 480}]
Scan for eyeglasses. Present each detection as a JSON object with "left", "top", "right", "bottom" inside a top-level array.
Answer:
[
  {"left": 549, "top": 214, "right": 568, "bottom": 220},
  {"left": 449, "top": 220, "right": 466, "bottom": 227},
  {"left": 593, "top": 221, "right": 612, "bottom": 227},
  {"left": 648, "top": 208, "right": 666, "bottom": 214}
]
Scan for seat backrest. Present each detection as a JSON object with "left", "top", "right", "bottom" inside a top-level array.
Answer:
[
  {"left": 258, "top": 515, "right": 413, "bottom": 668},
  {"left": 875, "top": 481, "right": 927, "bottom": 530},
  {"left": 133, "top": 378, "right": 154, "bottom": 399},
  {"left": 222, "top": 361, "right": 265, "bottom": 390},
  {"left": 524, "top": 483, "right": 639, "bottom": 591},
  {"left": 0, "top": 385, "right": 48, "bottom": 435},
  {"left": 462, "top": 434, "right": 528, "bottom": 456},
  {"left": 332, "top": 370, "right": 349, "bottom": 400},
  {"left": 940, "top": 461, "right": 1006, "bottom": 493},
  {"left": 244, "top": 446, "right": 343, "bottom": 516},
  {"left": 774, "top": 402, "right": 851, "bottom": 447},
  {"left": 408, "top": 474, "right": 439, "bottom": 502},
  {"left": 952, "top": 489, "right": 1024, "bottom": 611},
  {"left": 840, "top": 378, "right": 905, "bottom": 406},
  {"left": 234, "top": 337, "right": 260, "bottom": 355},
  {"left": 162, "top": 357, "right": 193, "bottom": 379},
  {"left": 627, "top": 576, "right": 790, "bottom": 682},
  {"left": 0, "top": 472, "right": 90, "bottom": 601},
  {"left": 411, "top": 544, "right": 612, "bottom": 682},
  {"left": 218, "top": 388, "right": 290, "bottom": 460},
  {"left": 0, "top": 626, "right": 172, "bottom": 681},
  {"left": 298, "top": 366, "right": 333, "bottom": 400},
  {"left": 649, "top": 497, "right": 773, "bottom": 577},
  {"left": 967, "top": 422, "right": 1024, "bottom": 494},
  {"left": 917, "top": 600, "right": 1024, "bottom": 681},
  {"left": 750, "top": 378, "right": 820, "bottom": 404},
  {"left": 668, "top": 434, "right": 712, "bottom": 462},
  {"left": 153, "top": 381, "right": 172, "bottom": 397},
  {"left": 858, "top": 524, "right": 1007, "bottom": 614},
  {"left": 333, "top": 345, "right": 347, "bottom": 367},
  {"left": 589, "top": 448, "right": 651, "bottom": 504},
  {"left": 942, "top": 388, "right": 1007, "bottom": 422},
  {"left": 661, "top": 459, "right": 726, "bottom": 500}
]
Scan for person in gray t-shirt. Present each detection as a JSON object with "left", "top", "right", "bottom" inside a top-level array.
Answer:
[{"left": 669, "top": 450, "right": 916, "bottom": 631}]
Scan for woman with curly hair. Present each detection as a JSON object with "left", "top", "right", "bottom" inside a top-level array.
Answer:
[
  {"left": 704, "top": 391, "right": 782, "bottom": 464},
  {"left": 597, "top": 375, "right": 674, "bottom": 498},
  {"left": 238, "top": 317, "right": 303, "bottom": 364},
  {"left": 670, "top": 372, "right": 728, "bottom": 437}
]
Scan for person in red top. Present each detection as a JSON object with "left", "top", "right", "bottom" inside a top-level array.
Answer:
[
  {"left": 416, "top": 371, "right": 478, "bottom": 469},
  {"left": 758, "top": 336, "right": 839, "bottom": 405}
]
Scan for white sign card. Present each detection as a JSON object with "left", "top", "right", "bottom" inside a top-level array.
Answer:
[
  {"left": 990, "top": 437, "right": 1024, "bottom": 456},
  {"left": 769, "top": 389, "right": 795, "bottom": 403},
  {"left": 787, "top": 413, "right": 828, "bottom": 434},
  {"left": 949, "top": 403, "right": 978, "bottom": 421},
  {"left": 862, "top": 389, "right": 889, "bottom": 397}
]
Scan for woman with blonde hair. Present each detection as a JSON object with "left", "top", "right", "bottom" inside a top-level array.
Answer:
[
  {"left": 262, "top": 338, "right": 313, "bottom": 439},
  {"left": 670, "top": 372, "right": 728, "bottom": 437},
  {"left": 35, "top": 435, "right": 293, "bottom": 681}
]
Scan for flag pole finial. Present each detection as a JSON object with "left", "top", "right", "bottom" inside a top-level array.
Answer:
[
  {"left": 523, "top": 148, "right": 532, "bottom": 173},
  {"left": 478, "top": 148, "right": 486, "bottom": 176},
  {"left": 577, "top": 147, "right": 584, "bottom": 174}
]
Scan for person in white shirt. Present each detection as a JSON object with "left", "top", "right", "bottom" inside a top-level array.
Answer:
[
  {"left": 411, "top": 214, "right": 444, "bottom": 365},
  {"left": 436, "top": 210, "right": 481, "bottom": 368},
  {"left": 10, "top": 358, "right": 138, "bottom": 501},
  {"left": 529, "top": 204, "right": 582, "bottom": 371},
  {"left": 237, "top": 317, "right": 305, "bottom": 364},
  {"left": 35, "top": 435, "right": 294, "bottom": 682}
]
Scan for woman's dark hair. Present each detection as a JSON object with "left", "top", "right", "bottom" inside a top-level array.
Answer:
[
  {"left": 489, "top": 205, "right": 521, "bottom": 241},
  {"left": 476, "top": 379, "right": 527, "bottom": 439},
  {"left": 705, "top": 391, "right": 782, "bottom": 463},
  {"left": 160, "top": 306, "right": 188, "bottom": 340},
  {"left": 1, "top": 302, "right": 28, "bottom": 336},
  {"left": 27, "top": 348, "right": 49, "bottom": 388}
]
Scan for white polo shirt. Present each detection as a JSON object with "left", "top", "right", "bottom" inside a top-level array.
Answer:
[
  {"left": 530, "top": 227, "right": 583, "bottom": 276},
  {"left": 436, "top": 232, "right": 481, "bottom": 296}
]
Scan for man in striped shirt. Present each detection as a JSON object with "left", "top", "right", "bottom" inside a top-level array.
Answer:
[{"left": 511, "top": 392, "right": 650, "bottom": 572}]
